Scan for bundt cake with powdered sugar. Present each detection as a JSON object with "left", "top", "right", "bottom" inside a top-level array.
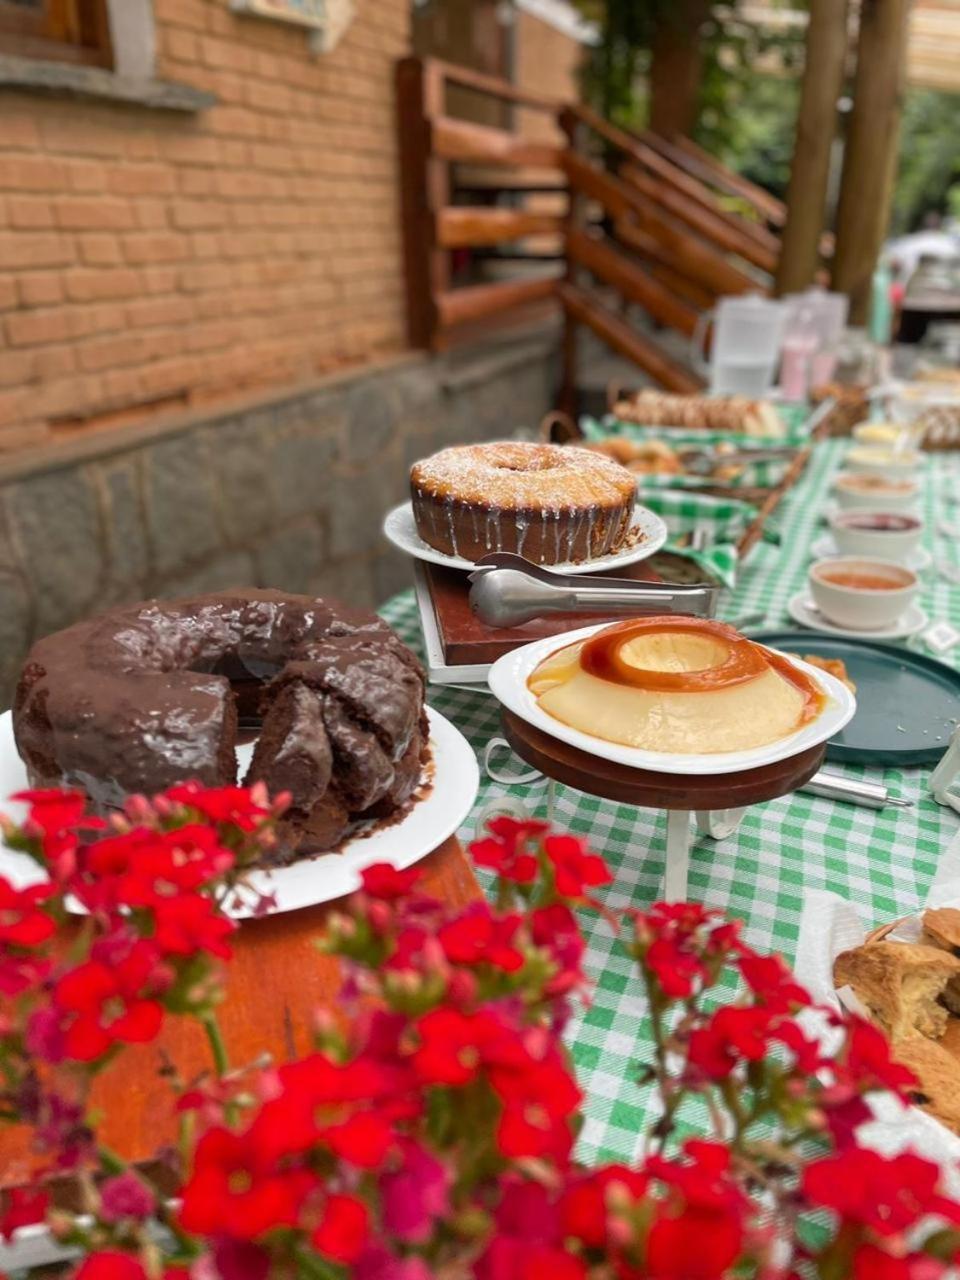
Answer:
[
  {"left": 13, "top": 590, "right": 428, "bottom": 864},
  {"left": 410, "top": 441, "right": 637, "bottom": 565}
]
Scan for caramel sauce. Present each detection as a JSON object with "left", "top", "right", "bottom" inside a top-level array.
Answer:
[
  {"left": 577, "top": 616, "right": 825, "bottom": 722},
  {"left": 580, "top": 617, "right": 765, "bottom": 692}
]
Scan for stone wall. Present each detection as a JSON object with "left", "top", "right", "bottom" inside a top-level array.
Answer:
[{"left": 0, "top": 326, "right": 559, "bottom": 705}]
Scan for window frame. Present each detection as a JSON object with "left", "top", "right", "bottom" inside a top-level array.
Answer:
[{"left": 0, "top": 0, "right": 113, "bottom": 68}]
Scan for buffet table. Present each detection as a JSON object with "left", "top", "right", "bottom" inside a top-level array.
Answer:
[{"left": 381, "top": 437, "right": 960, "bottom": 1164}]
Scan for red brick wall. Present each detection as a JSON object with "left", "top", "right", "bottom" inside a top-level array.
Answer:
[{"left": 0, "top": 0, "right": 411, "bottom": 452}]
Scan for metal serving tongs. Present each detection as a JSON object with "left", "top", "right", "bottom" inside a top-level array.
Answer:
[
  {"left": 468, "top": 553, "right": 721, "bottom": 628},
  {"left": 679, "top": 445, "right": 796, "bottom": 476}
]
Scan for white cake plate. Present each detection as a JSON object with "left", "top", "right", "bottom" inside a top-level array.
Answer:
[
  {"left": 0, "top": 706, "right": 479, "bottom": 918},
  {"left": 382, "top": 500, "right": 669, "bottom": 575}
]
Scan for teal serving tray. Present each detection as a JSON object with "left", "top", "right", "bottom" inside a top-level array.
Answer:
[{"left": 747, "top": 630, "right": 960, "bottom": 765}]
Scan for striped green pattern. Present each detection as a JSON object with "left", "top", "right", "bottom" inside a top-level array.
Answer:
[{"left": 379, "top": 438, "right": 960, "bottom": 1164}]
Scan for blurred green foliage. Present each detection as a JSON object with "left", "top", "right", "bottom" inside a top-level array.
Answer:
[
  {"left": 574, "top": 1, "right": 959, "bottom": 233},
  {"left": 891, "top": 90, "right": 960, "bottom": 233}
]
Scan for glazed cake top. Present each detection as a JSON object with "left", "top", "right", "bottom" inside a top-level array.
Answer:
[{"left": 410, "top": 441, "right": 637, "bottom": 511}]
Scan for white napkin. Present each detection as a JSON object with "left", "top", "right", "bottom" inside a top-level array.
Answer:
[{"left": 793, "top": 825, "right": 960, "bottom": 1185}]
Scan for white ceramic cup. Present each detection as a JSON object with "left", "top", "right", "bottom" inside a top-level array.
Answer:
[
  {"left": 828, "top": 508, "right": 924, "bottom": 563},
  {"left": 844, "top": 444, "right": 923, "bottom": 478},
  {"left": 809, "top": 557, "right": 919, "bottom": 631},
  {"left": 833, "top": 470, "right": 920, "bottom": 512}
]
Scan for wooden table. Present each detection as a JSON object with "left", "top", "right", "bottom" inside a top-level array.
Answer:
[{"left": 0, "top": 837, "right": 480, "bottom": 1190}]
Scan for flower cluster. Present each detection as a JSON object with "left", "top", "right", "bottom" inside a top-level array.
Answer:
[{"left": 0, "top": 796, "right": 957, "bottom": 1280}]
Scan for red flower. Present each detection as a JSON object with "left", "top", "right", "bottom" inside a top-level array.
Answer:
[
  {"left": 162, "top": 782, "right": 273, "bottom": 830},
  {"left": 361, "top": 863, "right": 422, "bottom": 899},
  {"left": 152, "top": 892, "right": 235, "bottom": 960},
  {"left": 312, "top": 1193, "right": 370, "bottom": 1263},
  {"left": 73, "top": 1253, "right": 148, "bottom": 1280},
  {"left": 413, "top": 1007, "right": 523, "bottom": 1086},
  {"left": 13, "top": 788, "right": 87, "bottom": 835},
  {"left": 79, "top": 825, "right": 233, "bottom": 913},
  {"left": 438, "top": 905, "right": 525, "bottom": 973},
  {"left": 738, "top": 953, "right": 809, "bottom": 1011},
  {"left": 645, "top": 935, "right": 709, "bottom": 1000},
  {"left": 469, "top": 816, "right": 548, "bottom": 885},
  {"left": 630, "top": 902, "right": 741, "bottom": 1000},
  {"left": 52, "top": 939, "right": 168, "bottom": 1062},
  {"left": 477, "top": 1179, "right": 585, "bottom": 1280},
  {"left": 852, "top": 1244, "right": 949, "bottom": 1280},
  {"left": 645, "top": 1142, "right": 748, "bottom": 1279},
  {"left": 0, "top": 1185, "right": 48, "bottom": 1240},
  {"left": 560, "top": 1166, "right": 648, "bottom": 1249},
  {"left": 843, "top": 1017, "right": 917, "bottom": 1096},
  {"left": 531, "top": 903, "right": 586, "bottom": 996},
  {"left": 686, "top": 1007, "right": 778, "bottom": 1079},
  {"left": 178, "top": 1125, "right": 315, "bottom": 1239},
  {"left": 493, "top": 1052, "right": 581, "bottom": 1162},
  {"left": 543, "top": 835, "right": 612, "bottom": 900},
  {"left": 803, "top": 1148, "right": 960, "bottom": 1237},
  {"left": 0, "top": 878, "right": 55, "bottom": 949}
]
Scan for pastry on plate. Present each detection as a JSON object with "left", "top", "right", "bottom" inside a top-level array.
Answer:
[
  {"left": 889, "top": 1034, "right": 960, "bottom": 1135},
  {"left": 833, "top": 940, "right": 960, "bottom": 1040},
  {"left": 922, "top": 907, "right": 960, "bottom": 956}
]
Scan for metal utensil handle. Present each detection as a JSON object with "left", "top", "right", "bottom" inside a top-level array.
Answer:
[{"left": 800, "top": 771, "right": 910, "bottom": 809}]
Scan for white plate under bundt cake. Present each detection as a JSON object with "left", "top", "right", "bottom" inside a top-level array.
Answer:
[
  {"left": 13, "top": 589, "right": 428, "bottom": 865},
  {"left": 409, "top": 441, "right": 637, "bottom": 566}
]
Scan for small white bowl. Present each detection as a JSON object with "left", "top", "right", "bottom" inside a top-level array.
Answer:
[
  {"left": 833, "top": 470, "right": 920, "bottom": 512},
  {"left": 828, "top": 508, "right": 924, "bottom": 562},
  {"left": 809, "top": 557, "right": 919, "bottom": 631},
  {"left": 845, "top": 444, "right": 923, "bottom": 477},
  {"left": 852, "top": 422, "right": 909, "bottom": 447}
]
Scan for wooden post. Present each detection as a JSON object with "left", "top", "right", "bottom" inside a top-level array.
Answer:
[
  {"left": 831, "top": 0, "right": 911, "bottom": 323},
  {"left": 648, "top": 0, "right": 712, "bottom": 140},
  {"left": 559, "top": 107, "right": 587, "bottom": 417},
  {"left": 775, "top": 0, "right": 849, "bottom": 296}
]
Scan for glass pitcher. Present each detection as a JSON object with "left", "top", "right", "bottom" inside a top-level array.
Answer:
[{"left": 690, "top": 294, "right": 789, "bottom": 397}]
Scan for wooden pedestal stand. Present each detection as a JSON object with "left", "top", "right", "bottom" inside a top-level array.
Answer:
[{"left": 500, "top": 710, "right": 826, "bottom": 901}]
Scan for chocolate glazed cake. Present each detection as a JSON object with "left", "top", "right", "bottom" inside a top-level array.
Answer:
[{"left": 13, "top": 590, "right": 428, "bottom": 865}]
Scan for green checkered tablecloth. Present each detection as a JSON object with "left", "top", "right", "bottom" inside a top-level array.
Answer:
[{"left": 379, "top": 438, "right": 960, "bottom": 1163}]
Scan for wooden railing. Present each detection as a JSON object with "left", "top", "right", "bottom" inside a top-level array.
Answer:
[{"left": 396, "top": 57, "right": 788, "bottom": 395}]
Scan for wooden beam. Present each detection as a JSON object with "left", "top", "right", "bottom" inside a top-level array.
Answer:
[
  {"left": 565, "top": 153, "right": 764, "bottom": 299},
  {"left": 669, "top": 134, "right": 787, "bottom": 227},
  {"left": 620, "top": 162, "right": 779, "bottom": 275},
  {"left": 776, "top": 0, "right": 849, "bottom": 295},
  {"left": 832, "top": 0, "right": 912, "bottom": 322},
  {"left": 567, "top": 227, "right": 700, "bottom": 338},
  {"left": 558, "top": 282, "right": 704, "bottom": 393},
  {"left": 436, "top": 207, "right": 563, "bottom": 248},
  {"left": 435, "top": 277, "right": 557, "bottom": 328},
  {"left": 396, "top": 57, "right": 441, "bottom": 348},
  {"left": 424, "top": 55, "right": 559, "bottom": 112},
  {"left": 562, "top": 103, "right": 741, "bottom": 228},
  {"left": 614, "top": 219, "right": 718, "bottom": 310},
  {"left": 431, "top": 116, "right": 563, "bottom": 169}
]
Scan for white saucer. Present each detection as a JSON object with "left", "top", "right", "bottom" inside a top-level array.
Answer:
[
  {"left": 787, "top": 591, "right": 929, "bottom": 641},
  {"left": 0, "top": 706, "right": 479, "bottom": 919},
  {"left": 382, "top": 500, "right": 669, "bottom": 575},
  {"left": 487, "top": 623, "right": 856, "bottom": 777},
  {"left": 811, "top": 534, "right": 931, "bottom": 572}
]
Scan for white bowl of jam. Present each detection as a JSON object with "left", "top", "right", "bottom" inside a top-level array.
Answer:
[{"left": 828, "top": 508, "right": 923, "bottom": 562}]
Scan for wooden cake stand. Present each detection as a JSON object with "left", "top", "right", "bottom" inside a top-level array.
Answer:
[{"left": 499, "top": 710, "right": 827, "bottom": 901}]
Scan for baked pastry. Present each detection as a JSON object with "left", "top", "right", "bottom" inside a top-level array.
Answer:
[
  {"left": 410, "top": 441, "right": 637, "bottom": 565},
  {"left": 833, "top": 941, "right": 960, "bottom": 1040},
  {"left": 788, "top": 654, "right": 856, "bottom": 694},
  {"left": 586, "top": 438, "right": 682, "bottom": 476},
  {"left": 13, "top": 590, "right": 427, "bottom": 863},
  {"left": 526, "top": 617, "right": 825, "bottom": 754},
  {"left": 611, "top": 391, "right": 784, "bottom": 439},
  {"left": 923, "top": 908, "right": 960, "bottom": 956},
  {"left": 890, "top": 1034, "right": 960, "bottom": 1135}
]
